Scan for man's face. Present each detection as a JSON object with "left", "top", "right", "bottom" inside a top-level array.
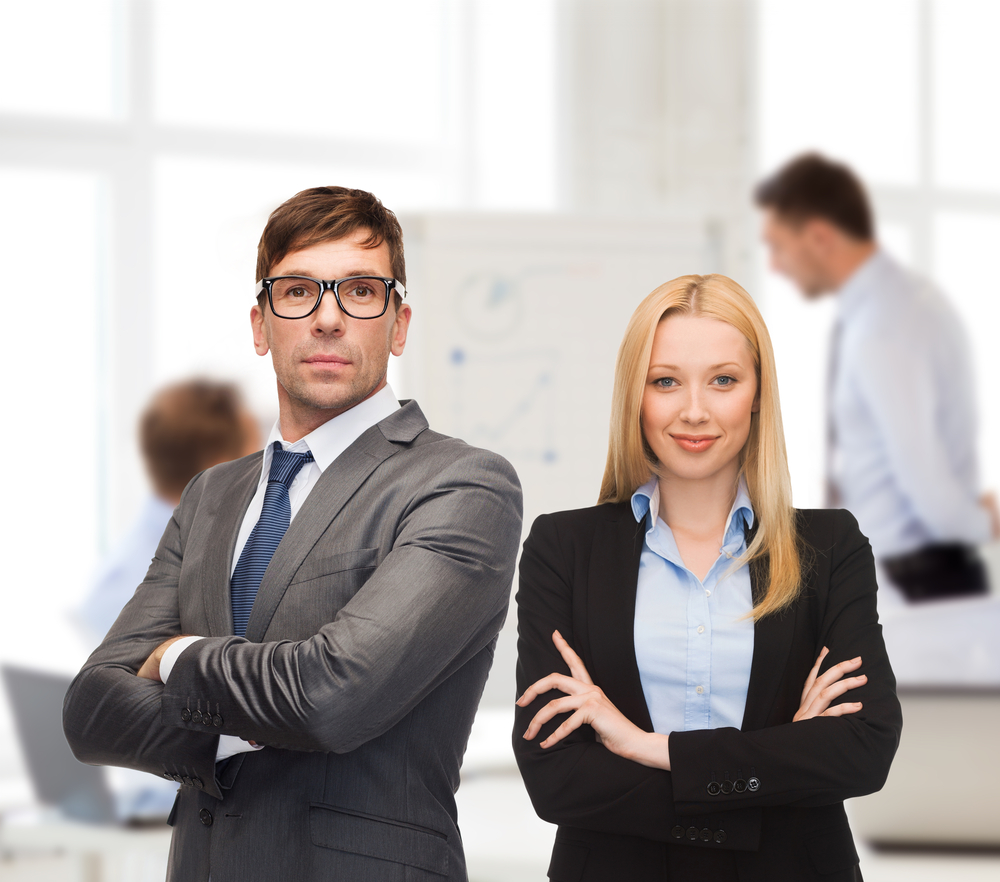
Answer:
[
  {"left": 251, "top": 231, "right": 411, "bottom": 439},
  {"left": 761, "top": 209, "right": 834, "bottom": 299}
]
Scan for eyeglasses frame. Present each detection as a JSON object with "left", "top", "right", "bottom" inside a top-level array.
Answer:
[{"left": 255, "top": 274, "right": 407, "bottom": 320}]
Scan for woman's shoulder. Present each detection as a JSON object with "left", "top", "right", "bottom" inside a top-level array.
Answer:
[
  {"left": 794, "top": 508, "right": 872, "bottom": 572},
  {"left": 530, "top": 501, "right": 633, "bottom": 535}
]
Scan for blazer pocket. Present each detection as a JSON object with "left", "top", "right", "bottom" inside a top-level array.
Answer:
[
  {"left": 806, "top": 824, "right": 860, "bottom": 875},
  {"left": 547, "top": 838, "right": 589, "bottom": 881},
  {"left": 308, "top": 803, "right": 448, "bottom": 877},
  {"left": 289, "top": 547, "right": 380, "bottom": 587}
]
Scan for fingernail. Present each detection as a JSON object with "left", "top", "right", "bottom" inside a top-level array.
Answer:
[{"left": 522, "top": 730, "right": 529, "bottom": 739}]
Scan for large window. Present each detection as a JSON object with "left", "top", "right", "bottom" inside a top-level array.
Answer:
[{"left": 758, "top": 0, "right": 1000, "bottom": 505}]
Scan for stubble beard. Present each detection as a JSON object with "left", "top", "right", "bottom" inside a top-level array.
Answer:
[{"left": 279, "top": 342, "right": 390, "bottom": 418}]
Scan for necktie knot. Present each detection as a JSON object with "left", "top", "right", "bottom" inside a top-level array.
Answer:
[{"left": 268, "top": 441, "right": 314, "bottom": 488}]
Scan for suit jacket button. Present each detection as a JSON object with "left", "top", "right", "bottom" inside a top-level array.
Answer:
[
  {"left": 707, "top": 781, "right": 721, "bottom": 796},
  {"left": 720, "top": 780, "right": 734, "bottom": 794},
  {"left": 212, "top": 714, "right": 223, "bottom": 727},
  {"left": 700, "top": 828, "right": 712, "bottom": 841},
  {"left": 671, "top": 826, "right": 685, "bottom": 839},
  {"left": 734, "top": 779, "right": 747, "bottom": 793},
  {"left": 162, "top": 772, "right": 173, "bottom": 780},
  {"left": 181, "top": 776, "right": 192, "bottom": 786},
  {"left": 191, "top": 710, "right": 203, "bottom": 724},
  {"left": 686, "top": 826, "right": 698, "bottom": 841},
  {"left": 715, "top": 830, "right": 727, "bottom": 844},
  {"left": 747, "top": 777, "right": 760, "bottom": 792},
  {"left": 193, "top": 778, "right": 203, "bottom": 789},
  {"left": 181, "top": 708, "right": 192, "bottom": 722},
  {"left": 201, "top": 713, "right": 212, "bottom": 726},
  {"left": 199, "top": 809, "right": 213, "bottom": 827},
  {"left": 173, "top": 774, "right": 183, "bottom": 783}
]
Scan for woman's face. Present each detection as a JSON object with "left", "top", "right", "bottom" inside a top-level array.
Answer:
[{"left": 641, "top": 314, "right": 759, "bottom": 484}]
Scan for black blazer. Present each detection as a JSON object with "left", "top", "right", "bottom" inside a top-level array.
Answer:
[{"left": 513, "top": 504, "right": 902, "bottom": 882}]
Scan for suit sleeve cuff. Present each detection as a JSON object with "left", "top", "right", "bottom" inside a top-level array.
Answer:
[{"left": 160, "top": 636, "right": 204, "bottom": 683}]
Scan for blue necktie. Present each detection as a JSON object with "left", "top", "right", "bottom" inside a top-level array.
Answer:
[{"left": 230, "top": 442, "right": 314, "bottom": 636}]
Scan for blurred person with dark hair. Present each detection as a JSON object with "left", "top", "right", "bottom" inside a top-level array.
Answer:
[
  {"left": 64, "top": 186, "right": 522, "bottom": 881},
  {"left": 79, "top": 379, "right": 261, "bottom": 641},
  {"left": 756, "top": 153, "right": 1000, "bottom": 602}
]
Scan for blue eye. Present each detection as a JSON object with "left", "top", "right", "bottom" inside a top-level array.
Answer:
[
  {"left": 715, "top": 376, "right": 736, "bottom": 386},
  {"left": 655, "top": 377, "right": 677, "bottom": 387}
]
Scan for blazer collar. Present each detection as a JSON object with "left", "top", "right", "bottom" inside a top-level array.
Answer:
[
  {"left": 740, "top": 517, "right": 798, "bottom": 731},
  {"left": 584, "top": 506, "right": 797, "bottom": 735},
  {"left": 587, "top": 502, "right": 655, "bottom": 732},
  {"left": 242, "top": 400, "right": 429, "bottom": 642},
  {"left": 200, "top": 454, "right": 263, "bottom": 638}
]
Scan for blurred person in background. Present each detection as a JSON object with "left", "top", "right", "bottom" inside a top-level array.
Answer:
[
  {"left": 64, "top": 186, "right": 522, "bottom": 882},
  {"left": 756, "top": 153, "right": 1000, "bottom": 602},
  {"left": 514, "top": 275, "right": 900, "bottom": 881},
  {"left": 78, "top": 379, "right": 261, "bottom": 643}
]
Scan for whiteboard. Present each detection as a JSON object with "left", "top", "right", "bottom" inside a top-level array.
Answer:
[{"left": 396, "top": 213, "right": 718, "bottom": 539}]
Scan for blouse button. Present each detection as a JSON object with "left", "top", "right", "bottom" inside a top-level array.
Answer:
[
  {"left": 696, "top": 685, "right": 705, "bottom": 694},
  {"left": 697, "top": 625, "right": 705, "bottom": 634}
]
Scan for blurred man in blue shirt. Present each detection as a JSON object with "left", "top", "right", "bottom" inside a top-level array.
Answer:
[
  {"left": 756, "top": 153, "right": 999, "bottom": 601},
  {"left": 80, "top": 379, "right": 260, "bottom": 642}
]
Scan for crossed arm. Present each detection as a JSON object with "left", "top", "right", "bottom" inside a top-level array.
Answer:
[
  {"left": 512, "top": 509, "right": 902, "bottom": 839},
  {"left": 518, "top": 633, "right": 865, "bottom": 769},
  {"left": 64, "top": 452, "right": 523, "bottom": 794}
]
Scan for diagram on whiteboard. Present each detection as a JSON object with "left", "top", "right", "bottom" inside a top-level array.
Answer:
[
  {"left": 445, "top": 267, "right": 572, "bottom": 464},
  {"left": 448, "top": 346, "right": 559, "bottom": 464}
]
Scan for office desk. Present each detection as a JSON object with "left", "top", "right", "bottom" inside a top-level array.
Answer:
[{"left": 0, "top": 814, "right": 170, "bottom": 882}]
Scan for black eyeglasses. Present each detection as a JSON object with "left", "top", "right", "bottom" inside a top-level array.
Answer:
[{"left": 256, "top": 275, "right": 407, "bottom": 320}]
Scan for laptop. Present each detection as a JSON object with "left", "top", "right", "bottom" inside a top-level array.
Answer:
[{"left": 2, "top": 665, "right": 174, "bottom": 825}]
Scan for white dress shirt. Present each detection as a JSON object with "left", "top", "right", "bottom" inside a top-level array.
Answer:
[
  {"left": 160, "top": 384, "right": 401, "bottom": 762},
  {"left": 631, "top": 478, "right": 755, "bottom": 734},
  {"left": 830, "top": 249, "right": 990, "bottom": 559}
]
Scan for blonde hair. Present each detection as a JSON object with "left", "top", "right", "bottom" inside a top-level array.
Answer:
[{"left": 598, "top": 274, "right": 802, "bottom": 619}]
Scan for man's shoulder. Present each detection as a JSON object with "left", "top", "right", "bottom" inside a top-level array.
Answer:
[
  {"left": 183, "top": 449, "right": 262, "bottom": 497},
  {"left": 384, "top": 401, "right": 520, "bottom": 484}
]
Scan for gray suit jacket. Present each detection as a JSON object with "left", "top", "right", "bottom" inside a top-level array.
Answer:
[{"left": 63, "top": 401, "right": 523, "bottom": 882}]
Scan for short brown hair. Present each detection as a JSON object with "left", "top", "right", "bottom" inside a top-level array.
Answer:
[
  {"left": 255, "top": 186, "right": 406, "bottom": 297},
  {"left": 141, "top": 380, "right": 255, "bottom": 499},
  {"left": 754, "top": 153, "right": 874, "bottom": 241}
]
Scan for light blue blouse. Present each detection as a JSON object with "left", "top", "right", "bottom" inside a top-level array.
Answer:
[{"left": 631, "top": 478, "right": 755, "bottom": 734}]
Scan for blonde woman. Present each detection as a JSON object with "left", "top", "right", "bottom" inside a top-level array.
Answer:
[{"left": 514, "top": 275, "right": 901, "bottom": 882}]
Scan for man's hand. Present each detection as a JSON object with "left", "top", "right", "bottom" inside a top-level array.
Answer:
[{"left": 137, "top": 635, "right": 192, "bottom": 682}]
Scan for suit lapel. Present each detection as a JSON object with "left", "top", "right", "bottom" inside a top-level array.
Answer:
[
  {"left": 587, "top": 504, "right": 655, "bottom": 733},
  {"left": 243, "top": 401, "right": 428, "bottom": 643},
  {"left": 741, "top": 553, "right": 797, "bottom": 731},
  {"left": 199, "top": 455, "right": 262, "bottom": 637}
]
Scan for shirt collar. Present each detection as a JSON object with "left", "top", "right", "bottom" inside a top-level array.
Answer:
[
  {"left": 836, "top": 247, "right": 890, "bottom": 319},
  {"left": 631, "top": 476, "right": 755, "bottom": 543},
  {"left": 260, "top": 384, "right": 400, "bottom": 481}
]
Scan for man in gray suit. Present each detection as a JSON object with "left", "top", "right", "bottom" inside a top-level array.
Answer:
[{"left": 64, "top": 186, "right": 523, "bottom": 881}]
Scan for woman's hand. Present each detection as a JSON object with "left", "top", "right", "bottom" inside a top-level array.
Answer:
[
  {"left": 516, "top": 630, "right": 671, "bottom": 770},
  {"left": 793, "top": 646, "right": 867, "bottom": 722}
]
